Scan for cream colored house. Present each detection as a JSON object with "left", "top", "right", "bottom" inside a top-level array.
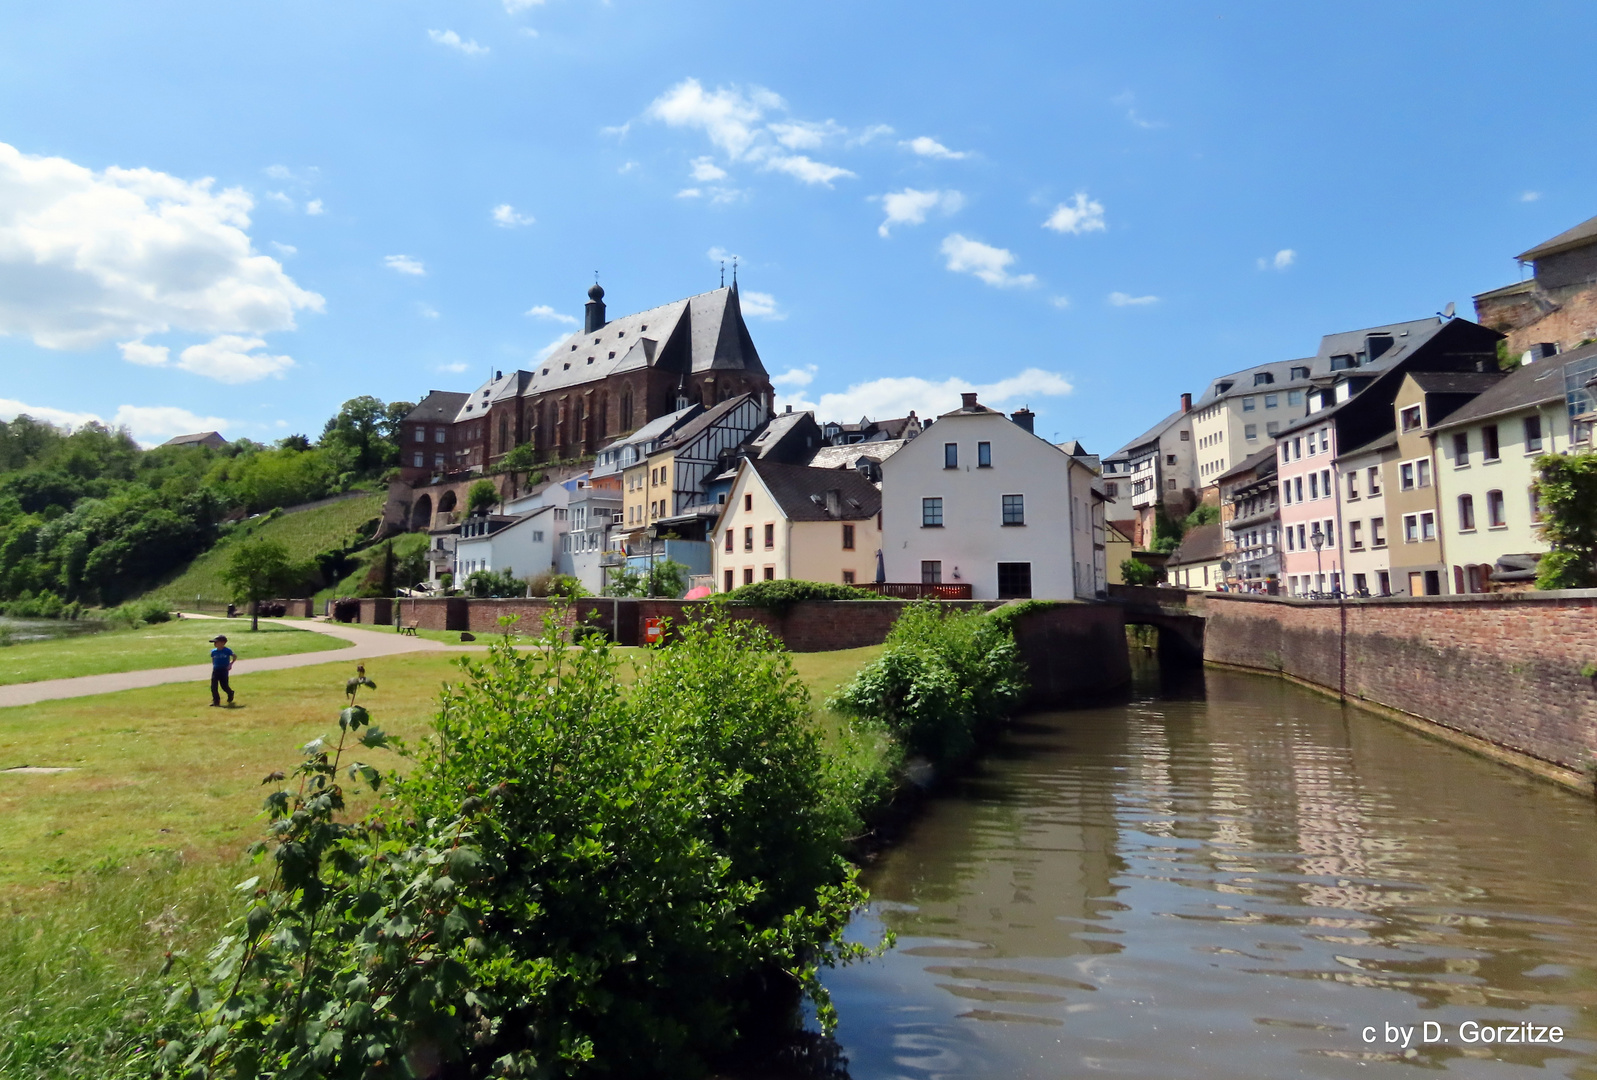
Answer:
[
  {"left": 1163, "top": 521, "right": 1225, "bottom": 591},
  {"left": 1432, "top": 354, "right": 1583, "bottom": 592},
  {"left": 711, "top": 457, "right": 882, "bottom": 591},
  {"left": 1334, "top": 431, "right": 1396, "bottom": 596}
]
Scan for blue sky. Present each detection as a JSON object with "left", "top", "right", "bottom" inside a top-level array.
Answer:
[{"left": 2, "top": 1, "right": 1594, "bottom": 453}]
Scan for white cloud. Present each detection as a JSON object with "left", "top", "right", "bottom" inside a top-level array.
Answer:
[
  {"left": 676, "top": 188, "right": 702, "bottom": 199},
  {"left": 176, "top": 334, "right": 295, "bottom": 383},
  {"left": 781, "top": 368, "right": 1072, "bottom": 425},
  {"left": 525, "top": 304, "right": 578, "bottom": 325},
  {"left": 270, "top": 241, "right": 297, "bottom": 256},
  {"left": 768, "top": 119, "right": 844, "bottom": 150},
  {"left": 0, "top": 398, "right": 233, "bottom": 444},
  {"left": 770, "top": 364, "right": 816, "bottom": 388},
  {"left": 602, "top": 122, "right": 632, "bottom": 139},
  {"left": 1049, "top": 296, "right": 1071, "bottom": 309},
  {"left": 492, "top": 203, "right": 535, "bottom": 227},
  {"left": 109, "top": 404, "right": 231, "bottom": 443},
  {"left": 265, "top": 164, "right": 293, "bottom": 181},
  {"left": 707, "top": 246, "right": 736, "bottom": 264},
  {"left": 428, "top": 29, "right": 489, "bottom": 56},
  {"left": 759, "top": 153, "right": 853, "bottom": 187},
  {"left": 618, "top": 160, "right": 638, "bottom": 174},
  {"left": 940, "top": 234, "right": 1035, "bottom": 288},
  {"left": 437, "top": 361, "right": 469, "bottom": 373},
  {"left": 849, "top": 124, "right": 895, "bottom": 146},
  {"left": 1108, "top": 291, "right": 1159, "bottom": 306},
  {"left": 0, "top": 141, "right": 324, "bottom": 351},
  {"left": 534, "top": 335, "right": 567, "bottom": 362},
  {"left": 118, "top": 340, "right": 170, "bottom": 367},
  {"left": 0, "top": 397, "right": 103, "bottom": 429},
  {"left": 418, "top": 303, "right": 440, "bottom": 319},
  {"left": 1257, "top": 248, "right": 1295, "bottom": 271},
  {"left": 1521, "top": 190, "right": 1542, "bottom": 202},
  {"left": 304, "top": 198, "right": 324, "bottom": 215},
  {"left": 690, "top": 156, "right": 727, "bottom": 182},
  {"left": 1114, "top": 92, "right": 1165, "bottom": 130},
  {"left": 739, "top": 291, "right": 785, "bottom": 320},
  {"left": 1043, "top": 192, "right": 1106, "bottom": 235},
  {"left": 384, "top": 254, "right": 425, "bottom": 276},
  {"left": 503, "top": 0, "right": 544, "bottom": 10},
  {"left": 643, "top": 79, "right": 853, "bottom": 190},
  {"left": 265, "top": 190, "right": 294, "bottom": 208},
  {"left": 877, "top": 188, "right": 964, "bottom": 237},
  {"left": 902, "top": 136, "right": 969, "bottom": 160}
]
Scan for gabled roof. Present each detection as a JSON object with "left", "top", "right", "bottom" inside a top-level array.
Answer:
[
  {"left": 1107, "top": 408, "right": 1187, "bottom": 460},
  {"left": 1194, "top": 357, "right": 1318, "bottom": 407},
  {"left": 1313, "top": 317, "right": 1442, "bottom": 369},
  {"left": 161, "top": 431, "right": 226, "bottom": 448},
  {"left": 1167, "top": 521, "right": 1223, "bottom": 567},
  {"left": 748, "top": 409, "right": 818, "bottom": 459},
  {"left": 654, "top": 393, "right": 757, "bottom": 453},
  {"left": 807, "top": 440, "right": 906, "bottom": 470},
  {"left": 1405, "top": 371, "right": 1505, "bottom": 395},
  {"left": 1517, "top": 212, "right": 1597, "bottom": 262},
  {"left": 1216, "top": 445, "right": 1277, "bottom": 483},
  {"left": 405, "top": 391, "right": 469, "bottom": 423},
  {"left": 601, "top": 403, "right": 702, "bottom": 455},
  {"left": 454, "top": 370, "right": 529, "bottom": 422},
  {"left": 1429, "top": 352, "right": 1575, "bottom": 430},
  {"left": 519, "top": 286, "right": 765, "bottom": 398},
  {"left": 747, "top": 457, "right": 882, "bottom": 522}
]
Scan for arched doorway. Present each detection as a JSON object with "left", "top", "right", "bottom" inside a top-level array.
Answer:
[
  {"left": 412, "top": 493, "right": 433, "bottom": 530},
  {"left": 437, "top": 490, "right": 458, "bottom": 521}
]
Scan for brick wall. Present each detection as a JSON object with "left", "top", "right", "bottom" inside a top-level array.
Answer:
[
  {"left": 1197, "top": 591, "right": 1597, "bottom": 769},
  {"left": 357, "top": 598, "right": 393, "bottom": 626},
  {"left": 1010, "top": 603, "right": 1131, "bottom": 707}
]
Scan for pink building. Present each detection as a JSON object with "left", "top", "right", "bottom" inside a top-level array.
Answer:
[{"left": 1276, "top": 420, "right": 1342, "bottom": 596}]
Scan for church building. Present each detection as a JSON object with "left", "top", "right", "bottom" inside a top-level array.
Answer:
[{"left": 399, "top": 282, "right": 775, "bottom": 481}]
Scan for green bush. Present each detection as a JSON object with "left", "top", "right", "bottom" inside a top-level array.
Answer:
[
  {"left": 604, "top": 558, "right": 690, "bottom": 598},
  {"left": 1120, "top": 558, "right": 1162, "bottom": 586},
  {"left": 718, "top": 578, "right": 877, "bottom": 616},
  {"left": 463, "top": 567, "right": 523, "bottom": 598},
  {"left": 830, "top": 601, "right": 1026, "bottom": 768},
  {"left": 165, "top": 615, "right": 873, "bottom": 1078},
  {"left": 1533, "top": 453, "right": 1597, "bottom": 589},
  {"left": 526, "top": 569, "right": 589, "bottom": 598}
]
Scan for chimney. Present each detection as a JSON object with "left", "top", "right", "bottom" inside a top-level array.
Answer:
[
  {"left": 1181, "top": 392, "right": 1192, "bottom": 413},
  {"left": 584, "top": 283, "right": 607, "bottom": 334},
  {"left": 824, "top": 488, "right": 842, "bottom": 517},
  {"left": 1010, "top": 408, "right": 1035, "bottom": 433},
  {"left": 960, "top": 392, "right": 979, "bottom": 410},
  {"left": 495, "top": 370, "right": 503, "bottom": 380},
  {"left": 785, "top": 404, "right": 793, "bottom": 414}
]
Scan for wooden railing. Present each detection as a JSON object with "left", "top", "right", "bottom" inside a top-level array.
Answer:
[{"left": 858, "top": 582, "right": 974, "bottom": 600}]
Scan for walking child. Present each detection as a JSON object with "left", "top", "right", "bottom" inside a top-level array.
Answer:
[{"left": 210, "top": 634, "right": 236, "bottom": 707}]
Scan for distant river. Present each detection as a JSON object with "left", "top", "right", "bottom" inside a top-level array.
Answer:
[{"left": 822, "top": 660, "right": 1597, "bottom": 1078}]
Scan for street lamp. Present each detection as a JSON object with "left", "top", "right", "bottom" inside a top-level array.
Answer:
[{"left": 1310, "top": 526, "right": 1324, "bottom": 596}]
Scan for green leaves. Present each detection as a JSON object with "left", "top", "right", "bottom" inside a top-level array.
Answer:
[{"left": 1534, "top": 452, "right": 1597, "bottom": 589}]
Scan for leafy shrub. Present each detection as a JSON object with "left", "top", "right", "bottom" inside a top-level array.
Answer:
[
  {"left": 166, "top": 615, "right": 872, "bottom": 1077},
  {"left": 466, "top": 479, "right": 499, "bottom": 516},
  {"left": 526, "top": 569, "right": 589, "bottom": 598},
  {"left": 463, "top": 567, "right": 523, "bottom": 598},
  {"left": 830, "top": 601, "right": 1026, "bottom": 768},
  {"left": 1535, "top": 550, "right": 1584, "bottom": 591},
  {"left": 604, "top": 558, "right": 690, "bottom": 598},
  {"left": 1533, "top": 453, "right": 1597, "bottom": 589},
  {"left": 718, "top": 579, "right": 877, "bottom": 616},
  {"left": 1120, "top": 558, "right": 1162, "bottom": 586}
]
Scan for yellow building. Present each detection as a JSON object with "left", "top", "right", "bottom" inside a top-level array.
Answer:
[{"left": 712, "top": 458, "right": 882, "bottom": 591}]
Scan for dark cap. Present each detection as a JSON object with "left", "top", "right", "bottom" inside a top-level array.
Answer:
[{"left": 210, "top": 635, "right": 228, "bottom": 644}]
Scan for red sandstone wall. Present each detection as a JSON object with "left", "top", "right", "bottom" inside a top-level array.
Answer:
[{"left": 1198, "top": 592, "right": 1597, "bottom": 769}]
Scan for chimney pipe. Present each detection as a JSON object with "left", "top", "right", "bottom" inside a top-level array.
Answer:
[
  {"left": 1010, "top": 408, "right": 1035, "bottom": 434},
  {"left": 960, "top": 392, "right": 979, "bottom": 410},
  {"left": 1181, "top": 392, "right": 1192, "bottom": 413}
]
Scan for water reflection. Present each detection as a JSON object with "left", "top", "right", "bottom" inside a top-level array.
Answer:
[{"left": 824, "top": 659, "right": 1597, "bottom": 1078}]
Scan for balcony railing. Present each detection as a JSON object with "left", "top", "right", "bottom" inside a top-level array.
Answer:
[{"left": 859, "top": 582, "right": 974, "bottom": 600}]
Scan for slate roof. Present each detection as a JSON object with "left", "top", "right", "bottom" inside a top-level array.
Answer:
[
  {"left": 1406, "top": 371, "right": 1506, "bottom": 395},
  {"left": 1517, "top": 212, "right": 1597, "bottom": 262},
  {"left": 749, "top": 458, "right": 882, "bottom": 522},
  {"left": 1216, "top": 445, "right": 1277, "bottom": 484},
  {"left": 1337, "top": 431, "right": 1398, "bottom": 459},
  {"left": 807, "top": 440, "right": 906, "bottom": 470},
  {"left": 405, "top": 391, "right": 470, "bottom": 423},
  {"left": 161, "top": 431, "right": 226, "bottom": 448},
  {"left": 1429, "top": 354, "right": 1574, "bottom": 430},
  {"left": 1167, "top": 521, "right": 1224, "bottom": 567},
  {"left": 519, "top": 286, "right": 764, "bottom": 398},
  {"left": 1312, "top": 317, "right": 1443, "bottom": 370},
  {"left": 654, "top": 393, "right": 754, "bottom": 452},
  {"left": 603, "top": 404, "right": 701, "bottom": 454},
  {"left": 748, "top": 409, "right": 814, "bottom": 458},
  {"left": 454, "top": 371, "right": 530, "bottom": 422},
  {"left": 1193, "top": 357, "right": 1319, "bottom": 407},
  {"left": 1107, "top": 408, "right": 1186, "bottom": 460}
]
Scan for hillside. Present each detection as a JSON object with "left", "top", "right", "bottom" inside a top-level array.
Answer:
[{"left": 145, "top": 491, "right": 385, "bottom": 609}]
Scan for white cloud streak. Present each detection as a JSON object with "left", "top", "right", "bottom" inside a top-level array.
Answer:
[
  {"left": 1108, "top": 291, "right": 1159, "bottom": 306},
  {"left": 940, "top": 234, "right": 1035, "bottom": 288},
  {"left": 902, "top": 136, "right": 969, "bottom": 160},
  {"left": 428, "top": 29, "right": 489, "bottom": 56},
  {"left": 877, "top": 188, "right": 963, "bottom": 237},
  {"left": 525, "top": 304, "right": 578, "bottom": 325},
  {"left": 738, "top": 291, "right": 784, "bottom": 320},
  {"left": 0, "top": 141, "right": 323, "bottom": 351},
  {"left": 1256, "top": 248, "right": 1295, "bottom": 271},
  {"left": 770, "top": 364, "right": 816, "bottom": 388},
  {"left": 176, "top": 334, "right": 295, "bottom": 382},
  {"left": 384, "top": 254, "right": 425, "bottom": 276},
  {"left": 492, "top": 203, "right": 535, "bottom": 227},
  {"left": 305, "top": 198, "right": 324, "bottom": 215},
  {"left": 1043, "top": 192, "right": 1106, "bottom": 234},
  {"left": 690, "top": 157, "right": 727, "bottom": 181},
  {"left": 777, "top": 368, "right": 1072, "bottom": 424}
]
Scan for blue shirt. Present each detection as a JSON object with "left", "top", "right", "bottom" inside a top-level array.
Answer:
[{"left": 211, "top": 647, "right": 235, "bottom": 669}]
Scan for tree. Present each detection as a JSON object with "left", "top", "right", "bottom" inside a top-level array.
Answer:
[
  {"left": 1120, "top": 558, "right": 1162, "bottom": 586},
  {"left": 1534, "top": 452, "right": 1597, "bottom": 589},
  {"left": 605, "top": 558, "right": 689, "bottom": 598},
  {"left": 466, "top": 479, "right": 500, "bottom": 516},
  {"left": 221, "top": 538, "right": 298, "bottom": 630},
  {"left": 319, "top": 396, "right": 411, "bottom": 477},
  {"left": 464, "top": 567, "right": 523, "bottom": 597}
]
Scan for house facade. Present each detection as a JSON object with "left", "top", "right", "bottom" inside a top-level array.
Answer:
[
  {"left": 711, "top": 458, "right": 882, "bottom": 591},
  {"left": 1432, "top": 351, "right": 1587, "bottom": 592},
  {"left": 1191, "top": 360, "right": 1315, "bottom": 490},
  {"left": 453, "top": 508, "right": 563, "bottom": 584},
  {"left": 881, "top": 394, "right": 1104, "bottom": 601},
  {"left": 1164, "top": 521, "right": 1225, "bottom": 591},
  {"left": 1334, "top": 432, "right": 1395, "bottom": 597},
  {"left": 1474, "top": 213, "right": 1597, "bottom": 361},
  {"left": 1101, "top": 395, "right": 1197, "bottom": 548},
  {"left": 1216, "top": 447, "right": 1280, "bottom": 592}
]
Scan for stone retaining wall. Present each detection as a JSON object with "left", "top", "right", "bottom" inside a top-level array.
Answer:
[{"left": 1195, "top": 591, "right": 1597, "bottom": 770}]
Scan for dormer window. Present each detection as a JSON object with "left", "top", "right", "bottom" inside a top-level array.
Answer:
[
  {"left": 608, "top": 351, "right": 615, "bottom": 359},
  {"left": 1254, "top": 372, "right": 1274, "bottom": 385},
  {"left": 593, "top": 337, "right": 600, "bottom": 344},
  {"left": 1330, "top": 354, "right": 1356, "bottom": 371},
  {"left": 541, "top": 369, "right": 548, "bottom": 375},
  {"left": 640, "top": 324, "right": 647, "bottom": 331},
  {"left": 1290, "top": 366, "right": 1310, "bottom": 380},
  {"left": 563, "top": 362, "right": 570, "bottom": 370},
  {"left": 617, "top": 331, "right": 625, "bottom": 338}
]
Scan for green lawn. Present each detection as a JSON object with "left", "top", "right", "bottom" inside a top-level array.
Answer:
[
  {"left": 144, "top": 491, "right": 385, "bottom": 608},
  {"left": 0, "top": 618, "right": 351, "bottom": 686}
]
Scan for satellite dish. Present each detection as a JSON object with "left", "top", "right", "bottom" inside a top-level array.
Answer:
[{"left": 1442, "top": 301, "right": 1456, "bottom": 319}]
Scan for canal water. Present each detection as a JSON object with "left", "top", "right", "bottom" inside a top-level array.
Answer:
[{"left": 822, "top": 660, "right": 1597, "bottom": 1078}]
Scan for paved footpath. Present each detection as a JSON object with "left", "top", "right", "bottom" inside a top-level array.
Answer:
[{"left": 0, "top": 616, "right": 463, "bottom": 709}]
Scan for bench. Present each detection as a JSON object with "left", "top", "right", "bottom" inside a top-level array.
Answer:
[{"left": 398, "top": 624, "right": 420, "bottom": 636}]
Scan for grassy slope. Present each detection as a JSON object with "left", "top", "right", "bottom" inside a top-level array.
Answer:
[
  {"left": 0, "top": 618, "right": 349, "bottom": 686},
  {"left": 316, "top": 530, "right": 429, "bottom": 602},
  {"left": 144, "top": 491, "right": 385, "bottom": 608}
]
